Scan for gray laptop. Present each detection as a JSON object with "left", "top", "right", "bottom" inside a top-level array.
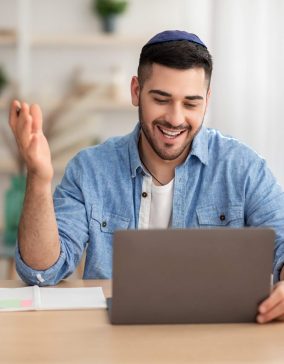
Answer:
[{"left": 107, "top": 228, "right": 274, "bottom": 324}]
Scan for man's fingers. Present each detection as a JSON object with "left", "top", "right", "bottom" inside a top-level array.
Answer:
[
  {"left": 257, "top": 282, "right": 284, "bottom": 323},
  {"left": 21, "top": 101, "right": 30, "bottom": 118},
  {"left": 30, "top": 104, "right": 43, "bottom": 133},
  {"left": 259, "top": 283, "right": 284, "bottom": 313},
  {"left": 15, "top": 102, "right": 32, "bottom": 141},
  {"left": 9, "top": 99, "right": 21, "bottom": 131},
  {"left": 257, "top": 301, "right": 284, "bottom": 323},
  {"left": 9, "top": 101, "right": 33, "bottom": 152},
  {"left": 9, "top": 100, "right": 45, "bottom": 152}
]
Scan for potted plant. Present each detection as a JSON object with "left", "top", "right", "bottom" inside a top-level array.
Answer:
[{"left": 92, "top": 0, "right": 128, "bottom": 33}]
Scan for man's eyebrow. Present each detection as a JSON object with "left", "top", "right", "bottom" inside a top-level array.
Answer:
[
  {"left": 185, "top": 95, "right": 204, "bottom": 101},
  {"left": 149, "top": 89, "right": 171, "bottom": 97},
  {"left": 149, "top": 89, "right": 203, "bottom": 100}
]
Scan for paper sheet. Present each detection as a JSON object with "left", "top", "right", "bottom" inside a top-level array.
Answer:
[{"left": 0, "top": 286, "right": 107, "bottom": 311}]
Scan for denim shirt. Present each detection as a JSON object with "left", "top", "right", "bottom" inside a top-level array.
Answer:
[{"left": 15, "top": 123, "right": 284, "bottom": 286}]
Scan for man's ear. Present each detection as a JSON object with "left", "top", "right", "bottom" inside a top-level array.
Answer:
[
  {"left": 131, "top": 76, "right": 140, "bottom": 107},
  {"left": 206, "top": 88, "right": 211, "bottom": 102},
  {"left": 205, "top": 88, "right": 211, "bottom": 113}
]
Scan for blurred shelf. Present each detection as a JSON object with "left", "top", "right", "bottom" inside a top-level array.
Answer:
[
  {"left": 0, "top": 33, "right": 147, "bottom": 48},
  {"left": 32, "top": 34, "right": 146, "bottom": 48},
  {"left": 0, "top": 35, "right": 17, "bottom": 46},
  {"left": 0, "top": 29, "right": 17, "bottom": 46},
  {"left": 0, "top": 101, "right": 135, "bottom": 112},
  {"left": 31, "top": 34, "right": 144, "bottom": 47}
]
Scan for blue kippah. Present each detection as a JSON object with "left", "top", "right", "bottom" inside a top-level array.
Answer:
[{"left": 144, "top": 30, "right": 207, "bottom": 48}]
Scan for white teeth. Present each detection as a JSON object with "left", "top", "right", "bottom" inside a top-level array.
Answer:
[{"left": 160, "top": 128, "right": 183, "bottom": 138}]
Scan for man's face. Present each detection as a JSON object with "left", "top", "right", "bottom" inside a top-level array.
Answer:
[{"left": 131, "top": 63, "right": 210, "bottom": 161}]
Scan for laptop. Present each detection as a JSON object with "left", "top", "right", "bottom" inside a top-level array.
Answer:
[{"left": 107, "top": 228, "right": 274, "bottom": 324}]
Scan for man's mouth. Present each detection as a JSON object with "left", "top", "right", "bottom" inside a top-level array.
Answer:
[{"left": 157, "top": 126, "right": 187, "bottom": 139}]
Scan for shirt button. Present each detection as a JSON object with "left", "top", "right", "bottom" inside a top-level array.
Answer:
[
  {"left": 142, "top": 192, "right": 148, "bottom": 198},
  {"left": 102, "top": 221, "right": 107, "bottom": 227},
  {"left": 219, "top": 214, "right": 226, "bottom": 221}
]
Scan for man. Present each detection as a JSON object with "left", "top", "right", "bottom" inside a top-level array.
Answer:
[{"left": 9, "top": 30, "right": 284, "bottom": 323}]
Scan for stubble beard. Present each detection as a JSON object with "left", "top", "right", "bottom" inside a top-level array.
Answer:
[{"left": 138, "top": 105, "right": 203, "bottom": 161}]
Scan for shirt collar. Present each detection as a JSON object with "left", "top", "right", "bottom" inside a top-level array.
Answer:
[
  {"left": 129, "top": 123, "right": 143, "bottom": 178},
  {"left": 186, "top": 125, "right": 208, "bottom": 166},
  {"left": 128, "top": 123, "right": 209, "bottom": 178}
]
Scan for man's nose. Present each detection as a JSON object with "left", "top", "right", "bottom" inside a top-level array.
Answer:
[{"left": 164, "top": 104, "right": 186, "bottom": 127}]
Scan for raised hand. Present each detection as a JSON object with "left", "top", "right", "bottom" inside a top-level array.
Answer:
[{"left": 9, "top": 100, "right": 53, "bottom": 183}]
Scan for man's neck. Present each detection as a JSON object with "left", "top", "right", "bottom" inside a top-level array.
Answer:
[{"left": 138, "top": 133, "right": 189, "bottom": 186}]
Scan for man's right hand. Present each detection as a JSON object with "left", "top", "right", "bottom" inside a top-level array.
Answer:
[
  {"left": 9, "top": 100, "right": 53, "bottom": 183},
  {"left": 9, "top": 100, "right": 60, "bottom": 271}
]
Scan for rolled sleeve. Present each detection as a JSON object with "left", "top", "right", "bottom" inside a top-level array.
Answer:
[
  {"left": 274, "top": 255, "right": 284, "bottom": 283},
  {"left": 15, "top": 242, "right": 73, "bottom": 286},
  {"left": 15, "top": 153, "right": 90, "bottom": 286}
]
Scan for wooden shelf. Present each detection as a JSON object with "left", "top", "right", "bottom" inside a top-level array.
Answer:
[
  {"left": 0, "top": 33, "right": 147, "bottom": 48},
  {"left": 31, "top": 34, "right": 146, "bottom": 48},
  {"left": 0, "top": 34, "right": 17, "bottom": 46},
  {"left": 0, "top": 101, "right": 135, "bottom": 113}
]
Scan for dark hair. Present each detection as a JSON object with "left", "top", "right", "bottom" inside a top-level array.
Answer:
[{"left": 138, "top": 40, "right": 213, "bottom": 89}]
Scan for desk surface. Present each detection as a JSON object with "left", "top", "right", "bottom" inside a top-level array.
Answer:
[{"left": 0, "top": 280, "right": 284, "bottom": 364}]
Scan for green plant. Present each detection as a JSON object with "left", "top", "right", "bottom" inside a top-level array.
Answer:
[
  {"left": 93, "top": 0, "right": 128, "bottom": 17},
  {"left": 0, "top": 66, "right": 8, "bottom": 94}
]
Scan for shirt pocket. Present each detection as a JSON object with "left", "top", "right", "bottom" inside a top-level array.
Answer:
[
  {"left": 91, "top": 206, "right": 130, "bottom": 234},
  {"left": 196, "top": 204, "right": 244, "bottom": 227}
]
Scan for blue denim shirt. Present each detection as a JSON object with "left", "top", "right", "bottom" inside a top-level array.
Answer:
[{"left": 15, "top": 123, "right": 284, "bottom": 286}]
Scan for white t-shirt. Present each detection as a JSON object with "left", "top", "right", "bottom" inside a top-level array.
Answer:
[{"left": 138, "top": 175, "right": 174, "bottom": 229}]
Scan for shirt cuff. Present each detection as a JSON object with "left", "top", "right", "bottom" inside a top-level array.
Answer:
[
  {"left": 273, "top": 257, "right": 284, "bottom": 284},
  {"left": 15, "top": 243, "right": 67, "bottom": 286}
]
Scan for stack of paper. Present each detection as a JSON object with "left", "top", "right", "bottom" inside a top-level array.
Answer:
[{"left": 0, "top": 286, "right": 107, "bottom": 311}]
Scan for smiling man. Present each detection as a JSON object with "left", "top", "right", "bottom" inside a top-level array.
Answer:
[
  {"left": 135, "top": 64, "right": 208, "bottom": 185},
  {"left": 9, "top": 30, "right": 284, "bottom": 323}
]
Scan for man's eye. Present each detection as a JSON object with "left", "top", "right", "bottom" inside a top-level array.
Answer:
[
  {"left": 184, "top": 103, "right": 197, "bottom": 108},
  {"left": 154, "top": 98, "right": 168, "bottom": 104}
]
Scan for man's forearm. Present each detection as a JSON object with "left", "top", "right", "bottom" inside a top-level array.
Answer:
[{"left": 18, "top": 175, "right": 60, "bottom": 270}]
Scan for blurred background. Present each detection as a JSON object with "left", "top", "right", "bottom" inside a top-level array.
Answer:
[{"left": 0, "top": 0, "right": 283, "bottom": 277}]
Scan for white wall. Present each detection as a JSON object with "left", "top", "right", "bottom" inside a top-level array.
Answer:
[
  {"left": 1, "top": 0, "right": 213, "bottom": 146},
  {"left": 1, "top": 0, "right": 211, "bottom": 227},
  {"left": 210, "top": 0, "right": 284, "bottom": 186},
  {"left": 0, "top": 0, "right": 284, "bottom": 229}
]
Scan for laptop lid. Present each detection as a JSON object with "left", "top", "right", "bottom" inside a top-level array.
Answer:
[{"left": 108, "top": 228, "right": 274, "bottom": 324}]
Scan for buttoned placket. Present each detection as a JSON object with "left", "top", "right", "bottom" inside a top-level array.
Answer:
[
  {"left": 138, "top": 174, "right": 152, "bottom": 229},
  {"left": 171, "top": 164, "right": 187, "bottom": 228}
]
